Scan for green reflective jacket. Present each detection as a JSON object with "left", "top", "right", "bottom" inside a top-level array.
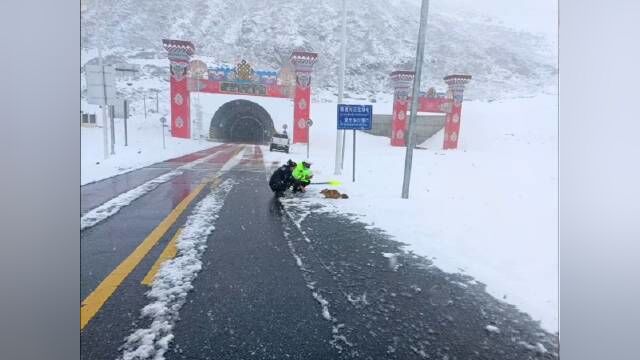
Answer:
[{"left": 292, "top": 163, "right": 313, "bottom": 182}]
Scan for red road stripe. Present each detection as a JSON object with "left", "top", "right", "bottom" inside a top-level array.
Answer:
[{"left": 165, "top": 143, "right": 233, "bottom": 164}]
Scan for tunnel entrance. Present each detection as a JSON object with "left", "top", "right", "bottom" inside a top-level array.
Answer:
[{"left": 209, "top": 99, "right": 275, "bottom": 144}]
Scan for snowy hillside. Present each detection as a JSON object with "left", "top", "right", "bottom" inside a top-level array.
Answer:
[{"left": 81, "top": 0, "right": 557, "bottom": 101}]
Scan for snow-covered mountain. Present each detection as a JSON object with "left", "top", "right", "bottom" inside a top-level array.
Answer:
[{"left": 81, "top": 0, "right": 557, "bottom": 100}]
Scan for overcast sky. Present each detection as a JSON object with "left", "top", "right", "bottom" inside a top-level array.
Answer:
[{"left": 426, "top": 0, "right": 558, "bottom": 38}]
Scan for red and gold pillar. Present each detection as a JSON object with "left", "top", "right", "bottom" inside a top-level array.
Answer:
[
  {"left": 442, "top": 75, "right": 472, "bottom": 150},
  {"left": 289, "top": 51, "right": 318, "bottom": 144},
  {"left": 389, "top": 71, "right": 415, "bottom": 147},
  {"left": 162, "top": 39, "right": 195, "bottom": 139}
]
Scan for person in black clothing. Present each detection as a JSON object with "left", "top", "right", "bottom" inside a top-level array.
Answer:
[{"left": 269, "top": 160, "right": 297, "bottom": 197}]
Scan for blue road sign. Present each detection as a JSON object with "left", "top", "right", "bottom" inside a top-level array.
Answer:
[{"left": 337, "top": 104, "right": 373, "bottom": 130}]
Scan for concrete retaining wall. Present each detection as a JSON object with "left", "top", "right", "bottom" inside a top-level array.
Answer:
[{"left": 364, "top": 114, "right": 445, "bottom": 145}]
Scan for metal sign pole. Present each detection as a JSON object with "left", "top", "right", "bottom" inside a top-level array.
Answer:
[
  {"left": 160, "top": 117, "right": 167, "bottom": 149},
  {"left": 155, "top": 91, "right": 159, "bottom": 112},
  {"left": 109, "top": 105, "right": 116, "bottom": 155},
  {"left": 101, "top": 105, "right": 109, "bottom": 159},
  {"left": 307, "top": 122, "right": 310, "bottom": 159},
  {"left": 337, "top": 105, "right": 371, "bottom": 183},
  {"left": 123, "top": 99, "right": 128, "bottom": 146},
  {"left": 352, "top": 129, "right": 356, "bottom": 182},
  {"left": 401, "top": 0, "right": 430, "bottom": 199},
  {"left": 306, "top": 118, "right": 313, "bottom": 159},
  {"left": 341, "top": 128, "right": 346, "bottom": 170},
  {"left": 143, "top": 97, "right": 147, "bottom": 120}
]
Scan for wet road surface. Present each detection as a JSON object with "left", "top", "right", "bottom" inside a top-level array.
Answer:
[
  {"left": 81, "top": 143, "right": 559, "bottom": 359},
  {"left": 81, "top": 143, "right": 240, "bottom": 300},
  {"left": 81, "top": 144, "right": 234, "bottom": 215}
]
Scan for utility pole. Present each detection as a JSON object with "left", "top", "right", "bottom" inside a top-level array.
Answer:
[
  {"left": 96, "top": 0, "right": 109, "bottom": 160},
  {"left": 109, "top": 105, "right": 116, "bottom": 155},
  {"left": 123, "top": 99, "right": 129, "bottom": 146},
  {"left": 143, "top": 96, "right": 147, "bottom": 120},
  {"left": 334, "top": 0, "right": 347, "bottom": 175},
  {"left": 98, "top": 48, "right": 109, "bottom": 160},
  {"left": 401, "top": 0, "right": 430, "bottom": 199}
]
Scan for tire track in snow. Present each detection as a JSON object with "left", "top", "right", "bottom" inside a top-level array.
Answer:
[{"left": 281, "top": 212, "right": 354, "bottom": 353}]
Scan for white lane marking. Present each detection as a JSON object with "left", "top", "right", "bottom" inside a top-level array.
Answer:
[{"left": 81, "top": 148, "right": 234, "bottom": 231}]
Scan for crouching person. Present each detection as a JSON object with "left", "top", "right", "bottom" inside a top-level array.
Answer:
[
  {"left": 292, "top": 160, "right": 313, "bottom": 193},
  {"left": 269, "top": 160, "right": 297, "bottom": 197}
]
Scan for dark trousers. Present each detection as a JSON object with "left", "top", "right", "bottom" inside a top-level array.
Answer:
[{"left": 292, "top": 179, "right": 310, "bottom": 192}]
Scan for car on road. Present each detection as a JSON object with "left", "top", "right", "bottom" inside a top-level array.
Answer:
[{"left": 269, "top": 132, "right": 289, "bottom": 153}]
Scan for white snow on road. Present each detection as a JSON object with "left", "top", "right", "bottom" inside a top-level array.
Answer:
[
  {"left": 219, "top": 146, "right": 248, "bottom": 172},
  {"left": 81, "top": 150, "right": 223, "bottom": 231},
  {"left": 118, "top": 179, "right": 234, "bottom": 360},
  {"left": 81, "top": 170, "right": 182, "bottom": 230},
  {"left": 264, "top": 94, "right": 558, "bottom": 332}
]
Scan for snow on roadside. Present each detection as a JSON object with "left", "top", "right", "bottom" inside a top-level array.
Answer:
[
  {"left": 81, "top": 150, "right": 223, "bottom": 231},
  {"left": 81, "top": 101, "right": 218, "bottom": 186},
  {"left": 263, "top": 94, "right": 558, "bottom": 332},
  {"left": 118, "top": 179, "right": 234, "bottom": 360}
]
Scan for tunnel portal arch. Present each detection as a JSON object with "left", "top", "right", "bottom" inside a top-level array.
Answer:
[{"left": 209, "top": 99, "right": 276, "bottom": 144}]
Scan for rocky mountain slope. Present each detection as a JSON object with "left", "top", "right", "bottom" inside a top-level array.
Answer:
[{"left": 81, "top": 0, "right": 557, "bottom": 100}]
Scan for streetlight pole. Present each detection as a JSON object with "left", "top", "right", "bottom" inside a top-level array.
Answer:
[
  {"left": 96, "top": 0, "right": 109, "bottom": 160},
  {"left": 98, "top": 47, "right": 109, "bottom": 160},
  {"left": 334, "top": 0, "right": 347, "bottom": 175},
  {"left": 109, "top": 104, "right": 116, "bottom": 155},
  {"left": 401, "top": 0, "right": 430, "bottom": 199},
  {"left": 123, "top": 99, "right": 128, "bottom": 146}
]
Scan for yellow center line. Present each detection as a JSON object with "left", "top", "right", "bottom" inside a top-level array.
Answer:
[
  {"left": 140, "top": 177, "right": 223, "bottom": 287},
  {"left": 80, "top": 181, "right": 207, "bottom": 330},
  {"left": 81, "top": 145, "right": 242, "bottom": 330},
  {"left": 140, "top": 228, "right": 182, "bottom": 286}
]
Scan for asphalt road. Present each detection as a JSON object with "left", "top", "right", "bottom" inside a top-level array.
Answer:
[{"left": 80, "top": 143, "right": 559, "bottom": 360}]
